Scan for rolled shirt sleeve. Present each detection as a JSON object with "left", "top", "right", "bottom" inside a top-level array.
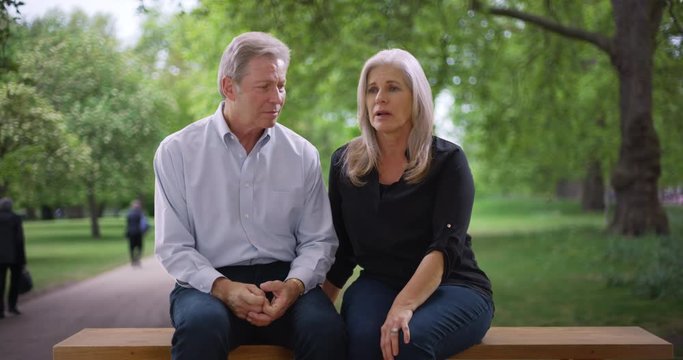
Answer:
[{"left": 427, "top": 147, "right": 475, "bottom": 281}]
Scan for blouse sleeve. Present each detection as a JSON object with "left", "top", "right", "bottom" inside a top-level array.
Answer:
[
  {"left": 325, "top": 148, "right": 357, "bottom": 289},
  {"left": 427, "top": 147, "right": 475, "bottom": 282}
]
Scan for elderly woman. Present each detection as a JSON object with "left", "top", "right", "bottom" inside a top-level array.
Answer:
[{"left": 322, "top": 49, "right": 494, "bottom": 360}]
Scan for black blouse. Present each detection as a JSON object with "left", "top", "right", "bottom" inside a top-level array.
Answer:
[{"left": 326, "top": 137, "right": 492, "bottom": 298}]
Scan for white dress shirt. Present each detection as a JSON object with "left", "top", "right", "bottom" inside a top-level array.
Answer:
[{"left": 154, "top": 102, "right": 338, "bottom": 294}]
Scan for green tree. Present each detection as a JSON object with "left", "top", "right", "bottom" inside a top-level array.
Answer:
[
  {"left": 17, "top": 10, "right": 166, "bottom": 237},
  {"left": 480, "top": 0, "right": 680, "bottom": 235},
  {"left": 0, "top": 81, "right": 86, "bottom": 205},
  {"left": 139, "top": 1, "right": 682, "bottom": 237},
  {"left": 0, "top": 0, "right": 23, "bottom": 74}
]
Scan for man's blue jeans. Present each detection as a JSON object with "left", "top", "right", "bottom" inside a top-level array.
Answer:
[
  {"left": 341, "top": 275, "right": 494, "bottom": 360},
  {"left": 169, "top": 262, "right": 346, "bottom": 360}
]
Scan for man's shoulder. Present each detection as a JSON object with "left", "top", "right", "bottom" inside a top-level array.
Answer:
[
  {"left": 158, "top": 115, "right": 214, "bottom": 152},
  {"left": 272, "top": 123, "right": 317, "bottom": 153}
]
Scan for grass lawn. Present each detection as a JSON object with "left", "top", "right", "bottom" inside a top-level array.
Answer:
[
  {"left": 21, "top": 197, "right": 682, "bottom": 356},
  {"left": 333, "top": 196, "right": 683, "bottom": 356},
  {"left": 476, "top": 197, "right": 682, "bottom": 355},
  {"left": 23, "top": 216, "right": 155, "bottom": 295}
]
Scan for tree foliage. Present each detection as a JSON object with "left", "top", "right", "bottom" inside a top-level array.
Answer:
[
  {"left": 1, "top": 9, "right": 169, "bottom": 236},
  {"left": 1, "top": 1, "right": 681, "bottom": 237}
]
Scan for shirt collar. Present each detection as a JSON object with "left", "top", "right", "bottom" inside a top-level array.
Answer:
[{"left": 212, "top": 101, "right": 273, "bottom": 147}]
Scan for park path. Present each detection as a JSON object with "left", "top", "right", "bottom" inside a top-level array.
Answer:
[{"left": 0, "top": 256, "right": 175, "bottom": 360}]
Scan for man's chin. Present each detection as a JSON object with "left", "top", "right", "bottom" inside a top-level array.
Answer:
[{"left": 263, "top": 117, "right": 279, "bottom": 128}]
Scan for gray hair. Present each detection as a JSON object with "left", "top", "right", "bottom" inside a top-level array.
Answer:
[
  {"left": 343, "top": 48, "right": 434, "bottom": 186},
  {"left": 217, "top": 32, "right": 291, "bottom": 98},
  {"left": 0, "top": 197, "right": 13, "bottom": 211}
]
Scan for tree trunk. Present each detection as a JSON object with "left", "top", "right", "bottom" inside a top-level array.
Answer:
[
  {"left": 486, "top": 0, "right": 670, "bottom": 235},
  {"left": 581, "top": 160, "right": 605, "bottom": 211},
  {"left": 25, "top": 207, "right": 37, "bottom": 220},
  {"left": 41, "top": 205, "right": 54, "bottom": 220},
  {"left": 87, "top": 181, "right": 101, "bottom": 239},
  {"left": 608, "top": 0, "right": 669, "bottom": 235}
]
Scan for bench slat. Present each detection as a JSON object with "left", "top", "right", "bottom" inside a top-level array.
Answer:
[
  {"left": 461, "top": 327, "right": 672, "bottom": 359},
  {"left": 52, "top": 326, "right": 673, "bottom": 360},
  {"left": 52, "top": 328, "right": 291, "bottom": 360}
]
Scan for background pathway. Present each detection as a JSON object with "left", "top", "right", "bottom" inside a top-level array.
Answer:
[{"left": 0, "top": 256, "right": 174, "bottom": 360}]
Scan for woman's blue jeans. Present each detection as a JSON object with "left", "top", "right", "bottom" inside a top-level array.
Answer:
[
  {"left": 169, "top": 261, "right": 346, "bottom": 360},
  {"left": 341, "top": 275, "right": 494, "bottom": 360}
]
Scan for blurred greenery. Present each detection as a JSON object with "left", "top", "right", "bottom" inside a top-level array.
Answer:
[
  {"left": 23, "top": 216, "right": 155, "bottom": 293},
  {"left": 2, "top": 0, "right": 681, "bottom": 236},
  {"left": 2, "top": 1, "right": 680, "bottom": 353},
  {"left": 24, "top": 197, "right": 683, "bottom": 340},
  {"left": 331, "top": 197, "right": 683, "bottom": 355}
]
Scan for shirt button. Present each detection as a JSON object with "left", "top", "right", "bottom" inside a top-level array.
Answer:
[
  {"left": 245, "top": 183, "right": 250, "bottom": 187},
  {"left": 244, "top": 214, "right": 249, "bottom": 219},
  {"left": 446, "top": 224, "right": 452, "bottom": 228}
]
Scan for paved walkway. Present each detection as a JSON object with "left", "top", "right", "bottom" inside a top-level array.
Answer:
[{"left": 0, "top": 256, "right": 175, "bottom": 360}]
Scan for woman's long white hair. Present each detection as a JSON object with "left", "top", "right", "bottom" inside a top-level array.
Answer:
[{"left": 343, "top": 49, "right": 434, "bottom": 186}]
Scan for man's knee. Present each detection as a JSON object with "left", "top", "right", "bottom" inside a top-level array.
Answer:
[
  {"left": 295, "top": 301, "right": 345, "bottom": 342},
  {"left": 182, "top": 307, "right": 229, "bottom": 330},
  {"left": 172, "top": 288, "right": 231, "bottom": 337},
  {"left": 172, "top": 301, "right": 233, "bottom": 359}
]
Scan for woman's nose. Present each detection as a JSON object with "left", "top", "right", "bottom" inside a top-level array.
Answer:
[{"left": 375, "top": 91, "right": 387, "bottom": 104}]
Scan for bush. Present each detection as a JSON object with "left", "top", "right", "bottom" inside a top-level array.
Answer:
[{"left": 604, "top": 232, "right": 683, "bottom": 299}]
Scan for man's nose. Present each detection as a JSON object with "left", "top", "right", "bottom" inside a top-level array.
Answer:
[{"left": 270, "top": 88, "right": 284, "bottom": 104}]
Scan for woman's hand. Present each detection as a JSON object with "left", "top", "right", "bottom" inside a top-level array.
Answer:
[{"left": 380, "top": 305, "right": 413, "bottom": 360}]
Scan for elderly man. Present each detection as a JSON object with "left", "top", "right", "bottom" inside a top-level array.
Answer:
[
  {"left": 154, "top": 32, "right": 346, "bottom": 360},
  {"left": 0, "top": 197, "right": 27, "bottom": 318}
]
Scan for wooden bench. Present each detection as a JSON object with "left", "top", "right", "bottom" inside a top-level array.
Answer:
[{"left": 53, "top": 326, "right": 673, "bottom": 360}]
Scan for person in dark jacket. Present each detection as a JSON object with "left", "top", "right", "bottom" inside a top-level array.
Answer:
[
  {"left": 125, "top": 200, "right": 147, "bottom": 266},
  {"left": 0, "top": 197, "right": 27, "bottom": 318},
  {"left": 322, "top": 49, "right": 494, "bottom": 360}
]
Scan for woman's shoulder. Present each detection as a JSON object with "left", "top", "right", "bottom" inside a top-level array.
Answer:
[
  {"left": 331, "top": 138, "right": 362, "bottom": 164},
  {"left": 332, "top": 143, "right": 349, "bottom": 158},
  {"left": 432, "top": 136, "right": 465, "bottom": 159}
]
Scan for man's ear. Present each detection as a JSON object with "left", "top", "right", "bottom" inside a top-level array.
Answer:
[{"left": 222, "top": 77, "right": 237, "bottom": 101}]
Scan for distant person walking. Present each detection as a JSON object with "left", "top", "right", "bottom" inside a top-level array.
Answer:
[
  {"left": 125, "top": 200, "right": 148, "bottom": 266},
  {"left": 0, "top": 197, "right": 27, "bottom": 318}
]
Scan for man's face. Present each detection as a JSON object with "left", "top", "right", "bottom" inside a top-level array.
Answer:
[{"left": 231, "top": 56, "right": 287, "bottom": 131}]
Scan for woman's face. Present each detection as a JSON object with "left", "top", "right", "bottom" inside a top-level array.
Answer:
[{"left": 365, "top": 65, "right": 413, "bottom": 137}]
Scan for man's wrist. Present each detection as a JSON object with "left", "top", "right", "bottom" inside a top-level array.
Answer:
[
  {"left": 210, "top": 276, "right": 229, "bottom": 296},
  {"left": 285, "top": 277, "right": 305, "bottom": 296}
]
